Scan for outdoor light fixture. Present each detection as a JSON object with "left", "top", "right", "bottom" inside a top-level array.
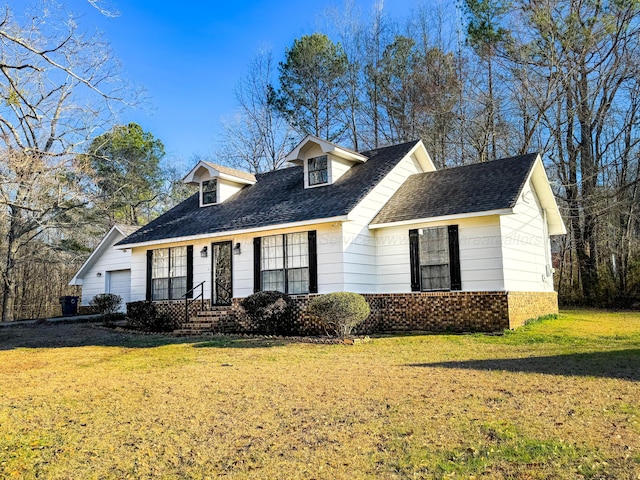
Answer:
[
  {"left": 96, "top": 272, "right": 102, "bottom": 277},
  {"left": 233, "top": 242, "right": 241, "bottom": 255},
  {"left": 200, "top": 246, "right": 208, "bottom": 258}
]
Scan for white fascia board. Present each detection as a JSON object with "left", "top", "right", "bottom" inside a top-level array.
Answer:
[
  {"left": 114, "top": 216, "right": 349, "bottom": 249},
  {"left": 285, "top": 134, "right": 366, "bottom": 163},
  {"left": 406, "top": 140, "right": 436, "bottom": 172},
  {"left": 369, "top": 209, "right": 513, "bottom": 229},
  {"left": 524, "top": 156, "right": 567, "bottom": 236},
  {"left": 217, "top": 172, "right": 256, "bottom": 185},
  {"left": 182, "top": 160, "right": 212, "bottom": 184},
  {"left": 68, "top": 226, "right": 121, "bottom": 285}
]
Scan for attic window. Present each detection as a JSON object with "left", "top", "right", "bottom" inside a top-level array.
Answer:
[
  {"left": 202, "top": 179, "right": 217, "bottom": 205},
  {"left": 308, "top": 155, "right": 328, "bottom": 186}
]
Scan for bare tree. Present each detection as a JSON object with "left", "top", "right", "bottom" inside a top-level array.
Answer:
[
  {"left": 217, "top": 49, "right": 295, "bottom": 173},
  {"left": 0, "top": 5, "right": 128, "bottom": 321}
]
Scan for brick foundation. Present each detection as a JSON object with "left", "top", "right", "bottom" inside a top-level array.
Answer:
[
  {"left": 131, "top": 291, "right": 558, "bottom": 334},
  {"left": 148, "top": 299, "right": 211, "bottom": 322},
  {"left": 507, "top": 291, "right": 558, "bottom": 328},
  {"left": 233, "top": 291, "right": 558, "bottom": 335}
]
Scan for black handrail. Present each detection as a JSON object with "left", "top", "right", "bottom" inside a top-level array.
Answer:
[{"left": 183, "top": 281, "right": 205, "bottom": 324}]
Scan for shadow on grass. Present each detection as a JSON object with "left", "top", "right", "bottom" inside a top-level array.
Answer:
[
  {"left": 0, "top": 323, "right": 297, "bottom": 350},
  {"left": 407, "top": 349, "right": 640, "bottom": 381}
]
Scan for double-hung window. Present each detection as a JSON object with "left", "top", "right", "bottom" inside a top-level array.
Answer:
[
  {"left": 202, "top": 179, "right": 217, "bottom": 205},
  {"left": 259, "top": 232, "right": 310, "bottom": 294},
  {"left": 409, "top": 226, "right": 461, "bottom": 292},
  {"left": 419, "top": 227, "right": 450, "bottom": 290},
  {"left": 308, "top": 155, "right": 328, "bottom": 186},
  {"left": 151, "top": 246, "right": 188, "bottom": 300}
]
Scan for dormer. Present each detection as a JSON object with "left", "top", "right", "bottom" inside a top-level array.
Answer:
[
  {"left": 285, "top": 135, "right": 368, "bottom": 188},
  {"left": 183, "top": 161, "right": 256, "bottom": 207}
]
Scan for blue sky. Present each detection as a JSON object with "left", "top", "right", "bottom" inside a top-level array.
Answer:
[{"left": 18, "top": 1, "right": 420, "bottom": 167}]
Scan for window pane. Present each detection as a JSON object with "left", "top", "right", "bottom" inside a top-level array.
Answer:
[
  {"left": 419, "top": 227, "right": 450, "bottom": 291},
  {"left": 287, "top": 267, "right": 309, "bottom": 295},
  {"left": 262, "top": 235, "right": 284, "bottom": 270},
  {"left": 308, "top": 155, "right": 328, "bottom": 185},
  {"left": 286, "top": 232, "right": 308, "bottom": 269},
  {"left": 202, "top": 180, "right": 216, "bottom": 204},
  {"left": 152, "top": 248, "right": 169, "bottom": 279},
  {"left": 421, "top": 265, "right": 450, "bottom": 291},
  {"left": 171, "top": 246, "right": 187, "bottom": 277},
  {"left": 152, "top": 278, "right": 169, "bottom": 301},
  {"left": 419, "top": 227, "right": 449, "bottom": 265},
  {"left": 170, "top": 276, "right": 187, "bottom": 300},
  {"left": 262, "top": 270, "right": 285, "bottom": 292}
]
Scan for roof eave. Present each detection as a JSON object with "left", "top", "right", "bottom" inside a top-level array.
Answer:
[
  {"left": 115, "top": 215, "right": 350, "bottom": 249},
  {"left": 526, "top": 155, "right": 567, "bottom": 236},
  {"left": 68, "top": 226, "right": 125, "bottom": 284},
  {"left": 285, "top": 134, "right": 367, "bottom": 164},
  {"left": 369, "top": 208, "right": 514, "bottom": 229}
]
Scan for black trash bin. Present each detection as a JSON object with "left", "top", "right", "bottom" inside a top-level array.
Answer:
[{"left": 59, "top": 296, "right": 79, "bottom": 316}]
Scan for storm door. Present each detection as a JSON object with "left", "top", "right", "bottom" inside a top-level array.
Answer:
[{"left": 211, "top": 241, "right": 232, "bottom": 305}]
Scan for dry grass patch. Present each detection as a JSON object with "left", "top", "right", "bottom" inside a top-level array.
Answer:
[{"left": 0, "top": 310, "right": 639, "bottom": 479}]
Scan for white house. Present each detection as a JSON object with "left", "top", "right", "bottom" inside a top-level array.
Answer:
[
  {"left": 69, "top": 224, "right": 139, "bottom": 312},
  {"left": 75, "top": 135, "right": 566, "bottom": 332}
]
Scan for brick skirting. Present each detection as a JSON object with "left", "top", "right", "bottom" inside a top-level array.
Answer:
[
  {"left": 233, "top": 291, "right": 558, "bottom": 334},
  {"left": 507, "top": 291, "right": 558, "bottom": 328},
  {"left": 133, "top": 291, "right": 558, "bottom": 334},
  {"left": 151, "top": 299, "right": 211, "bottom": 322}
]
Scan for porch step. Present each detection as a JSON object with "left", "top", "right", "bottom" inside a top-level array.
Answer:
[{"left": 173, "top": 307, "right": 237, "bottom": 336}]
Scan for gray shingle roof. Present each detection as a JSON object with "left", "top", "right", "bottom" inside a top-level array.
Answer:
[
  {"left": 201, "top": 162, "right": 257, "bottom": 183},
  {"left": 371, "top": 153, "right": 538, "bottom": 225},
  {"left": 117, "top": 140, "right": 420, "bottom": 246}
]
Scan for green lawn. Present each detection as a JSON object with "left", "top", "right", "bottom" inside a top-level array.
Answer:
[{"left": 0, "top": 310, "right": 639, "bottom": 479}]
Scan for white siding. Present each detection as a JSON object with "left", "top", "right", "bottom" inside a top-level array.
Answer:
[
  {"left": 342, "top": 153, "right": 424, "bottom": 292},
  {"left": 80, "top": 231, "right": 132, "bottom": 306},
  {"left": 500, "top": 180, "right": 554, "bottom": 292},
  {"left": 375, "top": 216, "right": 505, "bottom": 293},
  {"left": 129, "top": 222, "right": 344, "bottom": 302},
  {"left": 217, "top": 179, "right": 243, "bottom": 203}
]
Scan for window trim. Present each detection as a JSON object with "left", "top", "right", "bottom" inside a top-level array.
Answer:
[
  {"left": 307, "top": 155, "right": 329, "bottom": 187},
  {"left": 146, "top": 246, "right": 193, "bottom": 301},
  {"left": 254, "top": 231, "right": 317, "bottom": 295},
  {"left": 201, "top": 179, "right": 217, "bottom": 206}
]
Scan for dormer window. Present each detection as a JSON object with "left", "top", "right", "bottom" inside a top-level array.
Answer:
[
  {"left": 308, "top": 155, "right": 328, "bottom": 186},
  {"left": 202, "top": 179, "right": 217, "bottom": 205}
]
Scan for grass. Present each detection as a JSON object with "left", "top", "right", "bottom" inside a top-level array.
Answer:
[{"left": 0, "top": 309, "right": 639, "bottom": 479}]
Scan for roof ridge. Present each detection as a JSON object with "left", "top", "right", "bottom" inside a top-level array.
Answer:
[{"left": 439, "top": 152, "right": 539, "bottom": 172}]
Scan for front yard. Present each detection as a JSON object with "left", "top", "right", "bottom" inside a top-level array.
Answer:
[{"left": 0, "top": 310, "right": 639, "bottom": 479}]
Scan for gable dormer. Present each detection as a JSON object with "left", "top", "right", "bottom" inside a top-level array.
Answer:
[
  {"left": 183, "top": 161, "right": 256, "bottom": 207},
  {"left": 285, "top": 135, "right": 368, "bottom": 189}
]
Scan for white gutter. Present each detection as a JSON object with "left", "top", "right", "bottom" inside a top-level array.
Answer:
[
  {"left": 114, "top": 215, "right": 349, "bottom": 249},
  {"left": 369, "top": 208, "right": 513, "bottom": 229}
]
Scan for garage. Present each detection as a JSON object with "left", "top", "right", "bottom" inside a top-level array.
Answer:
[{"left": 107, "top": 270, "right": 131, "bottom": 312}]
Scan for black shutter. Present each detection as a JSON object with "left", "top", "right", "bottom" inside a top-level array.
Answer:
[
  {"left": 308, "top": 230, "right": 318, "bottom": 293},
  {"left": 253, "top": 237, "right": 261, "bottom": 293},
  {"left": 146, "top": 250, "right": 153, "bottom": 301},
  {"left": 186, "top": 245, "right": 193, "bottom": 298},
  {"left": 409, "top": 229, "right": 421, "bottom": 292},
  {"left": 448, "top": 225, "right": 461, "bottom": 290}
]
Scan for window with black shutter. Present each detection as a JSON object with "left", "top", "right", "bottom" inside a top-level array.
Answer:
[{"left": 410, "top": 226, "right": 461, "bottom": 291}]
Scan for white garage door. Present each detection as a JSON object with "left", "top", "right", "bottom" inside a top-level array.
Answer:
[{"left": 107, "top": 270, "right": 131, "bottom": 312}]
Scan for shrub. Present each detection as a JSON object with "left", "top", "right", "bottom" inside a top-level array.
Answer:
[
  {"left": 125, "top": 301, "right": 178, "bottom": 332},
  {"left": 89, "top": 293, "right": 122, "bottom": 326},
  {"left": 240, "top": 291, "right": 294, "bottom": 335},
  {"left": 307, "top": 292, "right": 370, "bottom": 337}
]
